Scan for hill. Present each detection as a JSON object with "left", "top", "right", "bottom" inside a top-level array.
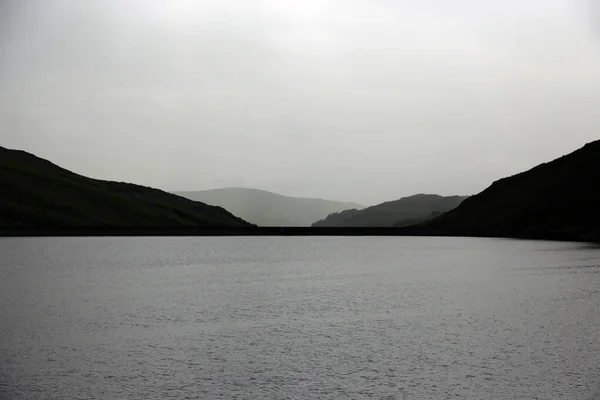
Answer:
[
  {"left": 174, "top": 188, "right": 364, "bottom": 226},
  {"left": 312, "top": 194, "right": 468, "bottom": 227},
  {"left": 408, "top": 140, "right": 600, "bottom": 241},
  {"left": 0, "top": 147, "right": 252, "bottom": 228}
]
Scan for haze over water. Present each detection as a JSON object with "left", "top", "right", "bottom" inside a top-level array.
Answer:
[{"left": 1, "top": 237, "right": 599, "bottom": 399}]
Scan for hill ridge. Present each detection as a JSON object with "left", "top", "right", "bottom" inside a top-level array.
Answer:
[
  {"left": 0, "top": 146, "right": 252, "bottom": 228},
  {"left": 175, "top": 188, "right": 364, "bottom": 227},
  {"left": 181, "top": 187, "right": 362, "bottom": 205},
  {"left": 313, "top": 193, "right": 468, "bottom": 227},
  {"left": 407, "top": 139, "right": 600, "bottom": 241}
]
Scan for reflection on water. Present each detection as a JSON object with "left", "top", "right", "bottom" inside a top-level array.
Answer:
[{"left": 1, "top": 237, "right": 600, "bottom": 399}]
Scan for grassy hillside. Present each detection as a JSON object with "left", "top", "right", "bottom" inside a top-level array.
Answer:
[
  {"left": 0, "top": 147, "right": 252, "bottom": 228},
  {"left": 411, "top": 140, "right": 600, "bottom": 241},
  {"left": 175, "top": 188, "right": 364, "bottom": 226},
  {"left": 312, "top": 194, "right": 467, "bottom": 227}
]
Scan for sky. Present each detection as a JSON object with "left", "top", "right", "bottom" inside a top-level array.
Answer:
[{"left": 1, "top": 0, "right": 599, "bottom": 205}]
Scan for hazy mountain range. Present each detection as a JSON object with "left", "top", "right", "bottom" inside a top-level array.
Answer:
[
  {"left": 175, "top": 188, "right": 364, "bottom": 227},
  {"left": 2, "top": 139, "right": 599, "bottom": 242},
  {"left": 312, "top": 194, "right": 468, "bottom": 227},
  {"left": 0, "top": 147, "right": 251, "bottom": 228}
]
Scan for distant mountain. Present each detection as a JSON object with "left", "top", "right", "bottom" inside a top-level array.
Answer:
[
  {"left": 312, "top": 194, "right": 468, "bottom": 227},
  {"left": 175, "top": 188, "right": 364, "bottom": 226},
  {"left": 0, "top": 147, "right": 251, "bottom": 228},
  {"left": 407, "top": 140, "right": 600, "bottom": 241}
]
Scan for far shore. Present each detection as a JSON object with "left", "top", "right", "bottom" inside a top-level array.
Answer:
[{"left": 1, "top": 226, "right": 598, "bottom": 243}]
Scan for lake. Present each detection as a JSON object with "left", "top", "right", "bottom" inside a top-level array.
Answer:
[{"left": 1, "top": 237, "right": 599, "bottom": 399}]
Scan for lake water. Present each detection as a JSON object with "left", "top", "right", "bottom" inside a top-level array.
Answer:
[{"left": 1, "top": 237, "right": 599, "bottom": 399}]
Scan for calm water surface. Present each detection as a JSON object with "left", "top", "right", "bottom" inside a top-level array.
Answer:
[{"left": 1, "top": 237, "right": 599, "bottom": 399}]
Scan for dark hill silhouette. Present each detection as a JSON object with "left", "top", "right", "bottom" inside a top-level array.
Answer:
[
  {"left": 175, "top": 188, "right": 364, "bottom": 226},
  {"left": 0, "top": 146, "right": 251, "bottom": 228},
  {"left": 313, "top": 194, "right": 467, "bottom": 227},
  {"left": 406, "top": 140, "right": 600, "bottom": 241}
]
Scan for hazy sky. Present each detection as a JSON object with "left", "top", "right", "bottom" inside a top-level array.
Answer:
[{"left": 1, "top": 0, "right": 599, "bottom": 205}]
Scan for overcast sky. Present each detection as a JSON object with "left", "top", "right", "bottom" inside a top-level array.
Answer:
[{"left": 1, "top": 0, "right": 599, "bottom": 205}]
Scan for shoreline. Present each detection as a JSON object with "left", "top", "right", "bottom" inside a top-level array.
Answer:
[{"left": 1, "top": 227, "right": 598, "bottom": 243}]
